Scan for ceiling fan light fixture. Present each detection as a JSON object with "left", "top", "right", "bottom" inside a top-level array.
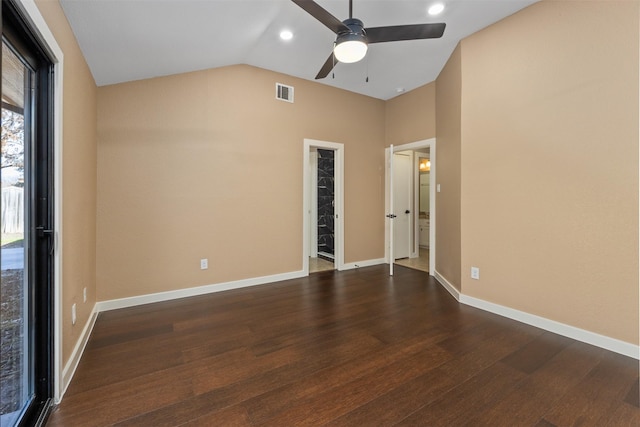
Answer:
[
  {"left": 334, "top": 37, "right": 368, "bottom": 63},
  {"left": 333, "top": 17, "right": 368, "bottom": 63}
]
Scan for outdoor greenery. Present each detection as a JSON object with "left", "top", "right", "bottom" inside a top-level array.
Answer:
[
  {"left": 1, "top": 234, "right": 23, "bottom": 247},
  {"left": 1, "top": 108, "right": 24, "bottom": 170}
]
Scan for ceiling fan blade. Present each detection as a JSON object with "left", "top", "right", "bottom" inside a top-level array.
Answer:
[
  {"left": 291, "top": 0, "right": 349, "bottom": 34},
  {"left": 366, "top": 23, "right": 446, "bottom": 43},
  {"left": 315, "top": 52, "right": 336, "bottom": 79}
]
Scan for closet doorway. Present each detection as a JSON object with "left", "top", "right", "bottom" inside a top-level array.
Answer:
[
  {"left": 303, "top": 139, "right": 344, "bottom": 274},
  {"left": 310, "top": 148, "right": 335, "bottom": 272}
]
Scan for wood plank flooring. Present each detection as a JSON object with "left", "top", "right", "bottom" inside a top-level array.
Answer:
[{"left": 46, "top": 265, "right": 639, "bottom": 426}]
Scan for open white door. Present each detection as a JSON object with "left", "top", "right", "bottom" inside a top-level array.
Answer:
[
  {"left": 393, "top": 152, "right": 412, "bottom": 259},
  {"left": 388, "top": 145, "right": 394, "bottom": 275}
]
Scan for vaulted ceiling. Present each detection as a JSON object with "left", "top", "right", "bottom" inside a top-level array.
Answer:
[{"left": 60, "top": 0, "right": 538, "bottom": 100}]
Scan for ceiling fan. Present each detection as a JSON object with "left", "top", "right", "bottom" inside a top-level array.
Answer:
[{"left": 292, "top": 0, "right": 446, "bottom": 79}]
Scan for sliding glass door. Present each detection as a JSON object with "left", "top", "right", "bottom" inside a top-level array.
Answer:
[{"left": 1, "top": 1, "right": 54, "bottom": 425}]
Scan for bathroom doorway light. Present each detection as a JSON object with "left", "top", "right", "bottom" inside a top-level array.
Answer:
[{"left": 419, "top": 159, "right": 431, "bottom": 171}]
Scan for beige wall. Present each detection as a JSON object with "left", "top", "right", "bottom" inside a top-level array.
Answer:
[
  {"left": 385, "top": 82, "right": 436, "bottom": 145},
  {"left": 32, "top": 0, "right": 639, "bottom": 369},
  {"left": 96, "top": 65, "right": 386, "bottom": 301},
  {"left": 35, "top": 0, "right": 98, "bottom": 363},
  {"left": 435, "top": 45, "right": 463, "bottom": 290},
  {"left": 459, "top": 1, "right": 639, "bottom": 344}
]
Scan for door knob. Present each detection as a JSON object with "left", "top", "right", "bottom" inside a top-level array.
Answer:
[{"left": 405, "top": 210, "right": 410, "bottom": 214}]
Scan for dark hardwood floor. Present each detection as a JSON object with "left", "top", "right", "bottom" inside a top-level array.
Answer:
[{"left": 47, "top": 265, "right": 639, "bottom": 426}]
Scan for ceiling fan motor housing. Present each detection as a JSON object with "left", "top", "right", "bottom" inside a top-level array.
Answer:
[{"left": 337, "top": 18, "right": 367, "bottom": 42}]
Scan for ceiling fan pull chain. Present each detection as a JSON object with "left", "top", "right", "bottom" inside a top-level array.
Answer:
[
  {"left": 366, "top": 54, "right": 369, "bottom": 82},
  {"left": 332, "top": 50, "right": 336, "bottom": 79}
]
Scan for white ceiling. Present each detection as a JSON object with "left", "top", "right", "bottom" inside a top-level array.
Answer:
[{"left": 59, "top": 0, "right": 538, "bottom": 100}]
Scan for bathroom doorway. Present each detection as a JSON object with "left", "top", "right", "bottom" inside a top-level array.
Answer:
[
  {"left": 394, "top": 149, "right": 430, "bottom": 272},
  {"left": 385, "top": 139, "right": 436, "bottom": 276}
]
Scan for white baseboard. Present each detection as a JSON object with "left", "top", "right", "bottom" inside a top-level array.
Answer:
[
  {"left": 95, "top": 259, "right": 387, "bottom": 315},
  {"left": 341, "top": 258, "right": 386, "bottom": 271},
  {"left": 460, "top": 294, "right": 639, "bottom": 360},
  {"left": 60, "top": 304, "right": 98, "bottom": 400},
  {"left": 433, "top": 270, "right": 461, "bottom": 301},
  {"left": 64, "top": 265, "right": 638, "bottom": 407},
  {"left": 96, "top": 269, "right": 306, "bottom": 312},
  {"left": 432, "top": 270, "right": 638, "bottom": 360}
]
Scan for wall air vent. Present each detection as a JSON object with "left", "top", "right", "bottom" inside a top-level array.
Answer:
[{"left": 276, "top": 83, "right": 294, "bottom": 103}]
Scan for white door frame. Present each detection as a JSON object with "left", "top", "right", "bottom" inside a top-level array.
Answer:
[
  {"left": 385, "top": 138, "right": 436, "bottom": 275},
  {"left": 413, "top": 153, "right": 430, "bottom": 257},
  {"left": 17, "top": 0, "right": 65, "bottom": 402},
  {"left": 303, "top": 139, "right": 344, "bottom": 274},
  {"left": 309, "top": 149, "right": 318, "bottom": 258}
]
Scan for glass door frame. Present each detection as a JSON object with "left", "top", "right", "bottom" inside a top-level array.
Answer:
[
  {"left": 2, "top": 0, "right": 56, "bottom": 424},
  {"left": 6, "top": 0, "right": 65, "bottom": 408}
]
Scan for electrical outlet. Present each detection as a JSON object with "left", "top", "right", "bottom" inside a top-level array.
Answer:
[
  {"left": 200, "top": 259, "right": 208, "bottom": 270},
  {"left": 72, "top": 303, "right": 77, "bottom": 325},
  {"left": 83, "top": 287, "right": 87, "bottom": 303},
  {"left": 437, "top": 184, "right": 441, "bottom": 192},
  {"left": 471, "top": 267, "right": 480, "bottom": 280}
]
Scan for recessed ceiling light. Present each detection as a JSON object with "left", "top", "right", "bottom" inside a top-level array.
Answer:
[
  {"left": 280, "top": 30, "right": 293, "bottom": 41},
  {"left": 428, "top": 2, "right": 445, "bottom": 16},
  {"left": 396, "top": 87, "right": 405, "bottom": 93}
]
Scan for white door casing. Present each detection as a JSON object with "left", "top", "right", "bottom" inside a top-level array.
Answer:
[
  {"left": 309, "top": 150, "right": 318, "bottom": 258},
  {"left": 385, "top": 139, "right": 436, "bottom": 277},
  {"left": 16, "top": 0, "right": 65, "bottom": 402},
  {"left": 303, "top": 139, "right": 344, "bottom": 275}
]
